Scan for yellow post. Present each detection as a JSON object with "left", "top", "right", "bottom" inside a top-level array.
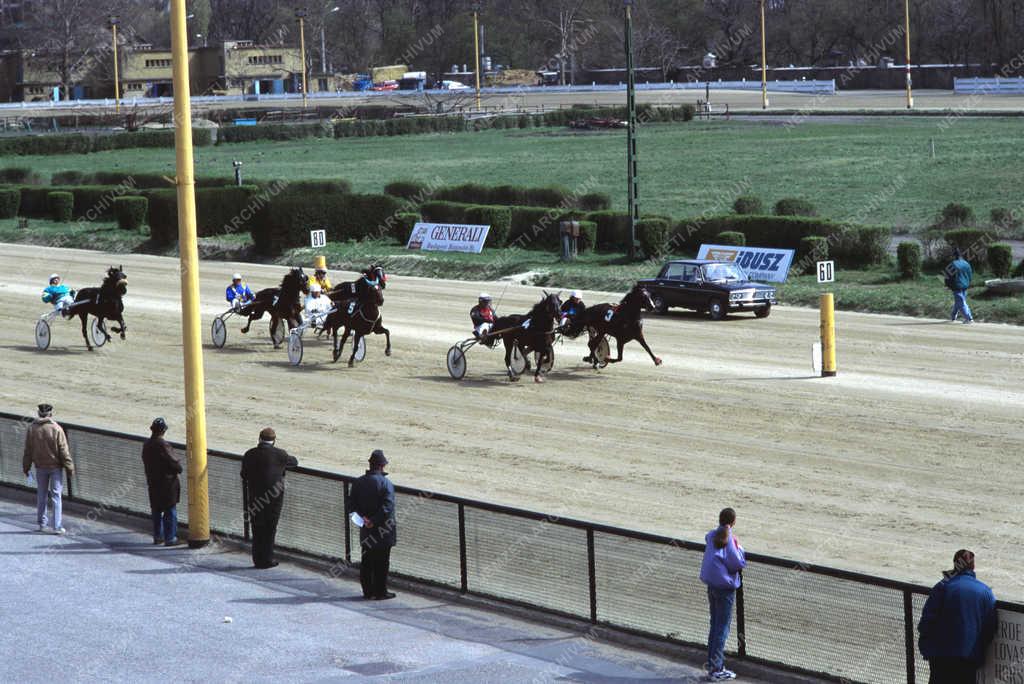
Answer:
[
  {"left": 169, "top": 0, "right": 210, "bottom": 548},
  {"left": 760, "top": 0, "right": 769, "bottom": 110},
  {"left": 819, "top": 293, "right": 836, "bottom": 377},
  {"left": 473, "top": 8, "right": 482, "bottom": 111},
  {"left": 903, "top": 0, "right": 914, "bottom": 109},
  {"left": 298, "top": 12, "right": 308, "bottom": 109},
  {"left": 110, "top": 17, "right": 121, "bottom": 115}
]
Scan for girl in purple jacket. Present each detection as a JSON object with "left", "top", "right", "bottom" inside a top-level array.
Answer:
[{"left": 699, "top": 507, "right": 746, "bottom": 681}]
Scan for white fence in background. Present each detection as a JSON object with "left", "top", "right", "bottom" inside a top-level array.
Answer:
[{"left": 954, "top": 77, "right": 1024, "bottom": 94}]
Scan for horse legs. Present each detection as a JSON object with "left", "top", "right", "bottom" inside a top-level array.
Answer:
[
  {"left": 607, "top": 337, "right": 626, "bottom": 364},
  {"left": 374, "top": 320, "right": 391, "bottom": 356},
  {"left": 635, "top": 331, "right": 663, "bottom": 366},
  {"left": 534, "top": 348, "right": 548, "bottom": 384},
  {"left": 334, "top": 326, "right": 351, "bottom": 364},
  {"left": 348, "top": 331, "right": 363, "bottom": 367},
  {"left": 79, "top": 312, "right": 92, "bottom": 351},
  {"left": 113, "top": 314, "right": 126, "bottom": 339},
  {"left": 269, "top": 316, "right": 281, "bottom": 348},
  {"left": 584, "top": 335, "right": 599, "bottom": 367},
  {"left": 97, "top": 317, "right": 111, "bottom": 343},
  {"left": 503, "top": 338, "right": 519, "bottom": 382}
]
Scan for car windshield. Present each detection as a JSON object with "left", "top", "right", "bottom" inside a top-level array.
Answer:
[{"left": 701, "top": 263, "right": 745, "bottom": 282}]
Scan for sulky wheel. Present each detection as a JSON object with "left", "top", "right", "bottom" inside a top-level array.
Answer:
[
  {"left": 510, "top": 345, "right": 527, "bottom": 376},
  {"left": 211, "top": 316, "right": 227, "bottom": 349},
  {"left": 271, "top": 323, "right": 285, "bottom": 347},
  {"left": 287, "top": 331, "right": 303, "bottom": 366},
  {"left": 446, "top": 345, "right": 467, "bottom": 380},
  {"left": 539, "top": 347, "right": 554, "bottom": 374},
  {"left": 35, "top": 319, "right": 51, "bottom": 351},
  {"left": 594, "top": 336, "right": 611, "bottom": 369},
  {"left": 89, "top": 318, "right": 107, "bottom": 348},
  {"left": 353, "top": 336, "right": 367, "bottom": 363}
]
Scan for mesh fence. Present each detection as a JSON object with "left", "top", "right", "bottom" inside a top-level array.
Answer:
[
  {"left": 275, "top": 469, "right": 345, "bottom": 560},
  {"left": 0, "top": 414, "right": 29, "bottom": 485},
  {"left": 388, "top": 492, "right": 461, "bottom": 588}
]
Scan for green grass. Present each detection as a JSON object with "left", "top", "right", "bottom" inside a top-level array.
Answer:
[
  {"left": 0, "top": 218, "right": 148, "bottom": 253},
  {"left": 4, "top": 117, "right": 1023, "bottom": 228}
]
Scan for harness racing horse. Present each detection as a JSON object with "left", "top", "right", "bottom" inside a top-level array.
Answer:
[
  {"left": 493, "top": 292, "right": 562, "bottom": 383},
  {"left": 581, "top": 284, "right": 662, "bottom": 368},
  {"left": 70, "top": 266, "right": 128, "bottom": 351},
  {"left": 331, "top": 264, "right": 387, "bottom": 299},
  {"left": 327, "top": 276, "right": 391, "bottom": 366},
  {"left": 239, "top": 267, "right": 309, "bottom": 348}
]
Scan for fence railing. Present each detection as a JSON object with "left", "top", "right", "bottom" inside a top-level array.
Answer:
[{"left": 1, "top": 411, "right": 1020, "bottom": 683}]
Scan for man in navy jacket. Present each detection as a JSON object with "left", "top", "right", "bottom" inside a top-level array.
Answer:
[
  {"left": 349, "top": 449, "right": 397, "bottom": 600},
  {"left": 918, "top": 549, "right": 997, "bottom": 683}
]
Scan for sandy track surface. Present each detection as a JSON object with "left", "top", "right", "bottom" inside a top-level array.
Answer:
[{"left": 2, "top": 243, "right": 1022, "bottom": 599}]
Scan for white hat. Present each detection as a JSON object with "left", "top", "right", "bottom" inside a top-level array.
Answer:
[
  {"left": 571, "top": 290, "right": 582, "bottom": 299},
  {"left": 49, "top": 273, "right": 60, "bottom": 281},
  {"left": 310, "top": 283, "right": 322, "bottom": 293},
  {"left": 232, "top": 273, "right": 242, "bottom": 280},
  {"left": 479, "top": 292, "right": 492, "bottom": 300}
]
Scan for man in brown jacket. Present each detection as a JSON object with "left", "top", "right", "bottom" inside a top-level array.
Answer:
[
  {"left": 141, "top": 418, "right": 184, "bottom": 546},
  {"left": 22, "top": 403, "right": 73, "bottom": 534}
]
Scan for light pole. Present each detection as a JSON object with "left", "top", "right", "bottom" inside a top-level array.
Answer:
[
  {"left": 759, "top": 0, "right": 769, "bottom": 109},
  {"left": 624, "top": 0, "right": 638, "bottom": 260},
  {"left": 321, "top": 6, "right": 339, "bottom": 75},
  {"left": 109, "top": 15, "right": 121, "bottom": 114},
  {"left": 472, "top": 1, "right": 482, "bottom": 111},
  {"left": 296, "top": 9, "right": 308, "bottom": 108},
  {"left": 903, "top": 0, "right": 914, "bottom": 109}
]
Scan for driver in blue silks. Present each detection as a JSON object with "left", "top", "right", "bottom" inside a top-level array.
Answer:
[
  {"left": 225, "top": 273, "right": 255, "bottom": 310},
  {"left": 559, "top": 290, "right": 586, "bottom": 336},
  {"left": 42, "top": 274, "right": 75, "bottom": 315}
]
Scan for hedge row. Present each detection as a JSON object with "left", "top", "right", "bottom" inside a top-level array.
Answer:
[
  {"left": 250, "top": 192, "right": 403, "bottom": 255},
  {"left": 49, "top": 171, "right": 236, "bottom": 188},
  {"left": 15, "top": 185, "right": 138, "bottom": 221},
  {"left": 0, "top": 129, "right": 212, "bottom": 156},
  {"left": 423, "top": 182, "right": 610, "bottom": 212},
  {"left": 144, "top": 185, "right": 263, "bottom": 245},
  {"left": 218, "top": 122, "right": 333, "bottom": 144}
]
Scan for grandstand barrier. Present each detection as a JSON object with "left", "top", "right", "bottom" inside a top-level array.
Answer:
[
  {"left": 954, "top": 76, "right": 1024, "bottom": 95},
  {"left": 0, "top": 411, "right": 1020, "bottom": 684}
]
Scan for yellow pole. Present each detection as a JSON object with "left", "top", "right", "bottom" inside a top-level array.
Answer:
[
  {"left": 169, "top": 0, "right": 210, "bottom": 548},
  {"left": 299, "top": 15, "right": 308, "bottom": 109},
  {"left": 473, "top": 10, "right": 482, "bottom": 111},
  {"left": 111, "top": 23, "right": 121, "bottom": 115},
  {"left": 819, "top": 293, "right": 836, "bottom": 377},
  {"left": 760, "top": 0, "right": 769, "bottom": 109},
  {"left": 904, "top": 0, "right": 914, "bottom": 109}
]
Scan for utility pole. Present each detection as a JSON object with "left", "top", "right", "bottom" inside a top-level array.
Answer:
[
  {"left": 624, "top": 0, "right": 638, "bottom": 259},
  {"left": 472, "top": 1, "right": 482, "bottom": 111},
  {"left": 109, "top": 15, "right": 121, "bottom": 115},
  {"left": 904, "top": 0, "right": 914, "bottom": 109},
  {"left": 760, "top": 0, "right": 769, "bottom": 109},
  {"left": 296, "top": 9, "right": 308, "bottom": 108}
]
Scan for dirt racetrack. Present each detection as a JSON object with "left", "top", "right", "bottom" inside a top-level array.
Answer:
[{"left": 2, "top": 243, "right": 1022, "bottom": 599}]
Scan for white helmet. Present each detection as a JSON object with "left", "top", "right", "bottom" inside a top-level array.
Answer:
[
  {"left": 479, "top": 292, "right": 492, "bottom": 301},
  {"left": 571, "top": 290, "right": 582, "bottom": 299},
  {"left": 310, "top": 283, "right": 322, "bottom": 294},
  {"left": 232, "top": 273, "right": 242, "bottom": 281},
  {"left": 49, "top": 273, "right": 60, "bottom": 282}
]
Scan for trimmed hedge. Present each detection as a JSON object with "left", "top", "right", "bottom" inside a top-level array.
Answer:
[
  {"left": 1013, "top": 258, "right": 1024, "bottom": 278},
  {"left": 897, "top": 241, "right": 922, "bottom": 280},
  {"left": 217, "top": 122, "right": 333, "bottom": 144},
  {"left": 48, "top": 191, "right": 73, "bottom": 222},
  {"left": 271, "top": 179, "right": 352, "bottom": 195},
  {"left": 585, "top": 210, "right": 631, "bottom": 252},
  {"left": 579, "top": 193, "right": 611, "bottom": 212},
  {"left": 935, "top": 202, "right": 974, "bottom": 229},
  {"left": 716, "top": 231, "right": 746, "bottom": 246},
  {"left": 113, "top": 196, "right": 148, "bottom": 231},
  {"left": 385, "top": 180, "right": 430, "bottom": 202},
  {"left": 774, "top": 198, "right": 818, "bottom": 217},
  {"left": 944, "top": 228, "right": 993, "bottom": 256},
  {"left": 392, "top": 212, "right": 420, "bottom": 244},
  {"left": 797, "top": 236, "right": 829, "bottom": 274},
  {"left": 0, "top": 187, "right": 20, "bottom": 218},
  {"left": 251, "top": 192, "right": 403, "bottom": 255},
  {"left": 988, "top": 243, "right": 1013, "bottom": 278},
  {"left": 0, "top": 129, "right": 211, "bottom": 156},
  {"left": 19, "top": 185, "right": 142, "bottom": 221},
  {"left": 434, "top": 183, "right": 576, "bottom": 210},
  {"left": 990, "top": 207, "right": 1022, "bottom": 233},
  {"left": 464, "top": 205, "right": 512, "bottom": 248},
  {"left": 733, "top": 196, "right": 764, "bottom": 215},
  {"left": 144, "top": 185, "right": 263, "bottom": 245},
  {"left": 51, "top": 171, "right": 87, "bottom": 185},
  {"left": 638, "top": 218, "right": 671, "bottom": 257},
  {"left": 0, "top": 167, "right": 42, "bottom": 185},
  {"left": 576, "top": 220, "right": 598, "bottom": 252}
]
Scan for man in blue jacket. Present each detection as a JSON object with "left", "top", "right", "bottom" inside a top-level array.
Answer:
[
  {"left": 348, "top": 449, "right": 397, "bottom": 600},
  {"left": 918, "top": 549, "right": 997, "bottom": 683},
  {"left": 699, "top": 507, "right": 746, "bottom": 681},
  {"left": 945, "top": 248, "right": 974, "bottom": 324}
]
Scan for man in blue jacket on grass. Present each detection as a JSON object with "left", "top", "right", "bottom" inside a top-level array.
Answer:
[
  {"left": 919, "top": 549, "right": 997, "bottom": 684},
  {"left": 945, "top": 248, "right": 974, "bottom": 324}
]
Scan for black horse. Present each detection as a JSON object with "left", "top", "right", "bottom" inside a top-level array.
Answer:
[
  {"left": 580, "top": 284, "right": 662, "bottom": 368},
  {"left": 70, "top": 266, "right": 128, "bottom": 351},
  {"left": 330, "top": 264, "right": 387, "bottom": 299},
  {"left": 326, "top": 276, "right": 391, "bottom": 366},
  {"left": 239, "top": 267, "right": 309, "bottom": 348},
  {"left": 493, "top": 291, "right": 562, "bottom": 383}
]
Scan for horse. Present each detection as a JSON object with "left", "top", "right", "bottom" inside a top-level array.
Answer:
[
  {"left": 321, "top": 265, "right": 387, "bottom": 339},
  {"left": 493, "top": 291, "right": 562, "bottom": 383},
  {"left": 580, "top": 284, "right": 662, "bottom": 368},
  {"left": 239, "top": 267, "right": 309, "bottom": 348},
  {"left": 68, "top": 266, "right": 128, "bottom": 351},
  {"left": 326, "top": 276, "right": 391, "bottom": 366}
]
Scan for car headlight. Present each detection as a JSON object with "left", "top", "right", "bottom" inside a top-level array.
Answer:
[
  {"left": 765, "top": 290, "right": 776, "bottom": 299},
  {"left": 729, "top": 292, "right": 743, "bottom": 301}
]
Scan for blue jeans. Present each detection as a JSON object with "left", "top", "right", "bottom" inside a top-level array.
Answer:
[
  {"left": 951, "top": 290, "right": 972, "bottom": 322},
  {"left": 151, "top": 506, "right": 177, "bottom": 542},
  {"left": 706, "top": 586, "right": 736, "bottom": 671},
  {"left": 35, "top": 467, "right": 63, "bottom": 530}
]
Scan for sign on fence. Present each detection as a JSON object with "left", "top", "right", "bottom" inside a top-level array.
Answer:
[
  {"left": 310, "top": 229, "right": 326, "bottom": 249},
  {"left": 407, "top": 222, "right": 491, "bottom": 254},
  {"left": 817, "top": 260, "right": 835, "bottom": 284},
  {"left": 981, "top": 609, "right": 1024, "bottom": 684},
  {"left": 696, "top": 244, "right": 796, "bottom": 283}
]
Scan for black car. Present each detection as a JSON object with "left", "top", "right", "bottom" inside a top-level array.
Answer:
[{"left": 639, "top": 260, "right": 777, "bottom": 320}]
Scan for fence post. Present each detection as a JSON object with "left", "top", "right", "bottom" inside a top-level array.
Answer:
[
  {"left": 241, "top": 479, "right": 250, "bottom": 542},
  {"left": 904, "top": 589, "right": 916, "bottom": 684},
  {"left": 342, "top": 481, "right": 350, "bottom": 565},
  {"left": 458, "top": 503, "right": 468, "bottom": 593},
  {"left": 587, "top": 528, "right": 597, "bottom": 623},
  {"left": 736, "top": 580, "right": 747, "bottom": 657}
]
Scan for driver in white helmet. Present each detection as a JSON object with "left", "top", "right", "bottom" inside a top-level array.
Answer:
[
  {"left": 225, "top": 273, "right": 255, "bottom": 310},
  {"left": 304, "top": 283, "right": 334, "bottom": 331},
  {"left": 41, "top": 274, "right": 75, "bottom": 316},
  {"left": 470, "top": 293, "right": 497, "bottom": 345},
  {"left": 560, "top": 289, "right": 587, "bottom": 336}
]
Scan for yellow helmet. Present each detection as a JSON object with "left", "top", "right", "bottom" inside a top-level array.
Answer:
[{"left": 313, "top": 255, "right": 327, "bottom": 271}]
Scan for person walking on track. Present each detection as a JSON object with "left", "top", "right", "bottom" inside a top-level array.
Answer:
[
  {"left": 141, "top": 417, "right": 184, "bottom": 546},
  {"left": 945, "top": 247, "right": 974, "bottom": 324},
  {"left": 22, "top": 403, "right": 74, "bottom": 535},
  {"left": 918, "top": 549, "right": 997, "bottom": 683},
  {"left": 699, "top": 507, "right": 746, "bottom": 681},
  {"left": 349, "top": 450, "right": 397, "bottom": 600},
  {"left": 241, "top": 428, "right": 298, "bottom": 569}
]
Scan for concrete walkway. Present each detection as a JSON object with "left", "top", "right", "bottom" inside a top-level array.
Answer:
[{"left": 0, "top": 489, "right": 801, "bottom": 683}]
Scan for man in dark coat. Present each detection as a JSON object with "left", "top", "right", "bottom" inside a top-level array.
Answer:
[
  {"left": 241, "top": 427, "right": 298, "bottom": 569},
  {"left": 141, "top": 417, "right": 183, "bottom": 546},
  {"left": 348, "top": 449, "right": 397, "bottom": 600}
]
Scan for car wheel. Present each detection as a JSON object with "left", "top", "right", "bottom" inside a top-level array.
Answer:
[
  {"left": 652, "top": 294, "right": 668, "bottom": 314},
  {"left": 755, "top": 303, "right": 772, "bottom": 318},
  {"left": 708, "top": 297, "right": 726, "bottom": 321}
]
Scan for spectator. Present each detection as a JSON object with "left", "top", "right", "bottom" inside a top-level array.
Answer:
[
  {"left": 699, "top": 507, "right": 746, "bottom": 681},
  {"left": 919, "top": 549, "right": 997, "bottom": 683},
  {"left": 945, "top": 247, "right": 974, "bottom": 324},
  {"left": 241, "top": 427, "right": 297, "bottom": 569},
  {"left": 348, "top": 449, "right": 397, "bottom": 600},
  {"left": 141, "top": 418, "right": 184, "bottom": 547},
  {"left": 22, "top": 403, "right": 73, "bottom": 535}
]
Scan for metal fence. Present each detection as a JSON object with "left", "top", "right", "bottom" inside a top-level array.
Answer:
[{"left": 1, "top": 411, "right": 1020, "bottom": 683}]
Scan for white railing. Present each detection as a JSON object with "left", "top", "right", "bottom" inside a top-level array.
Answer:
[{"left": 954, "top": 76, "right": 1024, "bottom": 94}]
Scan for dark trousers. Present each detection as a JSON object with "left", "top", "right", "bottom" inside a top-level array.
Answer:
[
  {"left": 250, "top": 493, "right": 284, "bottom": 567},
  {"left": 928, "top": 658, "right": 979, "bottom": 684},
  {"left": 360, "top": 544, "right": 392, "bottom": 598}
]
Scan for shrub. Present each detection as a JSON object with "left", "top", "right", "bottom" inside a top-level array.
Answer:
[
  {"left": 385, "top": 180, "right": 430, "bottom": 202},
  {"left": 0, "top": 187, "right": 20, "bottom": 218},
  {"left": 251, "top": 192, "right": 402, "bottom": 254},
  {"left": 464, "top": 205, "right": 512, "bottom": 248},
  {"left": 509, "top": 205, "right": 558, "bottom": 248},
  {"left": 797, "top": 236, "right": 829, "bottom": 274},
  {"left": 524, "top": 186, "right": 570, "bottom": 208},
  {"left": 577, "top": 220, "right": 598, "bottom": 252},
  {"left": 935, "top": 202, "right": 974, "bottom": 229},
  {"left": 988, "top": 243, "right": 1013, "bottom": 278},
  {"left": 47, "top": 191, "right": 73, "bottom": 222},
  {"left": 897, "top": 241, "right": 922, "bottom": 280},
  {"left": 0, "top": 167, "right": 41, "bottom": 185},
  {"left": 421, "top": 200, "right": 470, "bottom": 224},
  {"left": 274, "top": 179, "right": 351, "bottom": 196},
  {"left": 145, "top": 190, "right": 177, "bottom": 245},
  {"left": 217, "top": 122, "right": 333, "bottom": 144},
  {"left": 638, "top": 218, "right": 671, "bottom": 258},
  {"left": 990, "top": 207, "right": 1022, "bottom": 234},
  {"left": 943, "top": 228, "right": 993, "bottom": 257},
  {"left": 391, "top": 212, "right": 420, "bottom": 244},
  {"left": 1013, "top": 258, "right": 1024, "bottom": 278},
  {"left": 716, "top": 231, "right": 746, "bottom": 246},
  {"left": 435, "top": 183, "right": 491, "bottom": 206},
  {"left": 578, "top": 192, "right": 611, "bottom": 212},
  {"left": 143, "top": 185, "right": 263, "bottom": 243},
  {"left": 113, "top": 196, "right": 148, "bottom": 231},
  {"left": 733, "top": 196, "right": 764, "bottom": 215},
  {"left": 586, "top": 210, "right": 632, "bottom": 252},
  {"left": 774, "top": 198, "right": 817, "bottom": 217},
  {"left": 51, "top": 171, "right": 87, "bottom": 185}
]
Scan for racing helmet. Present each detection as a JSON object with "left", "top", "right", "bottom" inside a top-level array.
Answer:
[
  {"left": 310, "top": 283, "right": 322, "bottom": 294},
  {"left": 232, "top": 273, "right": 242, "bottom": 281},
  {"left": 571, "top": 290, "right": 582, "bottom": 300},
  {"left": 49, "top": 273, "right": 61, "bottom": 284},
  {"left": 478, "top": 292, "right": 492, "bottom": 305}
]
